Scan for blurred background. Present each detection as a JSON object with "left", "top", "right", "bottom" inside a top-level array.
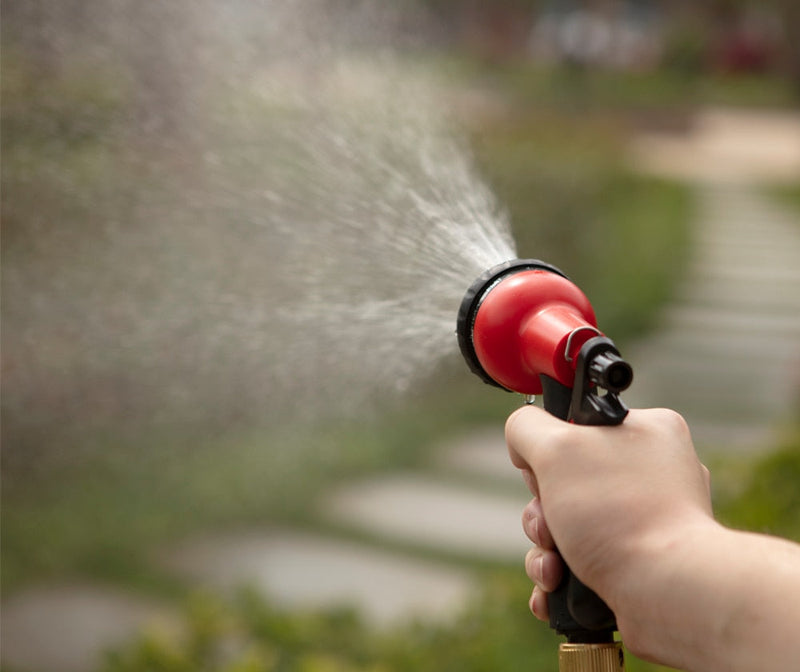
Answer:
[{"left": 2, "top": 1, "right": 799, "bottom": 671}]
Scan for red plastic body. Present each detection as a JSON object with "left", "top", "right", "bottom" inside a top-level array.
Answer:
[{"left": 472, "top": 270, "right": 600, "bottom": 394}]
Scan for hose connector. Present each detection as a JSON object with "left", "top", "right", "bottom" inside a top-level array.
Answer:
[{"left": 559, "top": 642, "right": 625, "bottom": 672}]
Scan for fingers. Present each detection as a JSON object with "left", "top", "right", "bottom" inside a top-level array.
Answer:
[
  {"left": 506, "top": 405, "right": 566, "bottom": 497},
  {"left": 523, "top": 494, "right": 561, "bottom": 621},
  {"left": 523, "top": 497, "right": 555, "bottom": 549},
  {"left": 520, "top": 468, "right": 539, "bottom": 497},
  {"left": 525, "top": 545, "right": 564, "bottom": 593},
  {"left": 505, "top": 405, "right": 548, "bottom": 470},
  {"left": 506, "top": 404, "right": 574, "bottom": 475},
  {"left": 525, "top": 545, "right": 563, "bottom": 621},
  {"left": 702, "top": 463, "right": 712, "bottom": 497},
  {"left": 510, "top": 408, "right": 564, "bottom": 622},
  {"left": 530, "top": 585, "right": 549, "bottom": 621}
]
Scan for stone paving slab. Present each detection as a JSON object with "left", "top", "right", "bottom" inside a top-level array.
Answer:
[
  {"left": 629, "top": 107, "right": 800, "bottom": 184},
  {"left": 661, "top": 306, "right": 800, "bottom": 338},
  {"left": 1, "top": 584, "right": 180, "bottom": 672},
  {"left": 324, "top": 475, "right": 531, "bottom": 562},
  {"left": 158, "top": 528, "right": 475, "bottom": 628},
  {"left": 434, "top": 428, "right": 524, "bottom": 485},
  {"left": 633, "top": 330, "right": 798, "bottom": 367},
  {"left": 674, "top": 283, "right": 800, "bottom": 313}
]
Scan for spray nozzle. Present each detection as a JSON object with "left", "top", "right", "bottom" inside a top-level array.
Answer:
[
  {"left": 457, "top": 258, "right": 635, "bottom": 648},
  {"left": 588, "top": 350, "right": 633, "bottom": 393},
  {"left": 457, "top": 259, "right": 631, "bottom": 397}
]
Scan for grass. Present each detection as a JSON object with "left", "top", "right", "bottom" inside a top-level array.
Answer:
[
  {"left": 436, "top": 55, "right": 799, "bottom": 115},
  {"left": 714, "top": 428, "right": 800, "bottom": 540},
  {"left": 768, "top": 183, "right": 800, "bottom": 217}
]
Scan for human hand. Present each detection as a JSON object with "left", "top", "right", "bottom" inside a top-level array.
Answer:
[
  {"left": 521, "top": 495, "right": 563, "bottom": 621},
  {"left": 506, "top": 406, "right": 714, "bottom": 623},
  {"left": 508, "top": 405, "right": 800, "bottom": 672}
]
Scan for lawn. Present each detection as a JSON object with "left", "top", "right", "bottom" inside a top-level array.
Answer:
[{"left": 770, "top": 183, "right": 800, "bottom": 215}]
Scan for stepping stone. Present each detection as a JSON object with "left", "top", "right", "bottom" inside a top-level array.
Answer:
[
  {"left": 324, "top": 475, "right": 531, "bottom": 561},
  {"left": 628, "top": 108, "right": 800, "bottom": 183},
  {"left": 0, "top": 584, "right": 179, "bottom": 672},
  {"left": 158, "top": 529, "right": 474, "bottom": 628},
  {"left": 435, "top": 428, "right": 526, "bottom": 485},
  {"left": 661, "top": 306, "right": 800, "bottom": 339}
]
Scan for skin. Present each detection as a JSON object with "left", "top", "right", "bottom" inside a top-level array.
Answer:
[{"left": 505, "top": 406, "right": 800, "bottom": 672}]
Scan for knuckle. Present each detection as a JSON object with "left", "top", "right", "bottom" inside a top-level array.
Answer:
[{"left": 656, "top": 408, "right": 691, "bottom": 438}]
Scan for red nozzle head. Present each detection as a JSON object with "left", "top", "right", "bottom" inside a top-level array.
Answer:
[{"left": 457, "top": 260, "right": 600, "bottom": 395}]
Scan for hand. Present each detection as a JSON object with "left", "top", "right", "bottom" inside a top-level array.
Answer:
[
  {"left": 507, "top": 405, "right": 800, "bottom": 672},
  {"left": 522, "top": 496, "right": 563, "bottom": 621},
  {"left": 506, "top": 406, "right": 713, "bottom": 625}
]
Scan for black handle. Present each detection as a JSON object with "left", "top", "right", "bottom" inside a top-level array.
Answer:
[{"left": 539, "top": 338, "right": 631, "bottom": 643}]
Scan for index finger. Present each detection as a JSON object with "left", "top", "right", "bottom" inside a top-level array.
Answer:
[{"left": 505, "top": 404, "right": 571, "bottom": 473}]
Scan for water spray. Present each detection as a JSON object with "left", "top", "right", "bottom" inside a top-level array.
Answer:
[{"left": 457, "top": 259, "right": 633, "bottom": 672}]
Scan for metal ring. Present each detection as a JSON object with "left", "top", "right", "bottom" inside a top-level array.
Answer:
[{"left": 564, "top": 326, "right": 602, "bottom": 362}]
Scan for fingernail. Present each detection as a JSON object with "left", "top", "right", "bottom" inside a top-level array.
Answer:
[
  {"left": 534, "top": 555, "right": 544, "bottom": 583},
  {"left": 531, "top": 516, "right": 541, "bottom": 547},
  {"left": 531, "top": 587, "right": 548, "bottom": 621}
]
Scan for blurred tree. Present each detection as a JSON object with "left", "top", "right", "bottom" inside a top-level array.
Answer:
[
  {"left": 669, "top": 0, "right": 799, "bottom": 84},
  {"left": 1, "top": 1, "right": 89, "bottom": 76},
  {"left": 423, "top": 0, "right": 542, "bottom": 59},
  {"left": 769, "top": 0, "right": 800, "bottom": 89}
]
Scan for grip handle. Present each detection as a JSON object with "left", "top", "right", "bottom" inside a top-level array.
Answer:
[{"left": 539, "top": 365, "right": 627, "bottom": 642}]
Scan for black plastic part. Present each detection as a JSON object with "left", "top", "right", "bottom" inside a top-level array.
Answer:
[
  {"left": 570, "top": 337, "right": 631, "bottom": 426},
  {"left": 540, "top": 375, "right": 617, "bottom": 643},
  {"left": 456, "top": 259, "right": 568, "bottom": 390},
  {"left": 540, "top": 375, "right": 572, "bottom": 420},
  {"left": 540, "top": 338, "right": 632, "bottom": 642},
  {"left": 588, "top": 352, "right": 633, "bottom": 394}
]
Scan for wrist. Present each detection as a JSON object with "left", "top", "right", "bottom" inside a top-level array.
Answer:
[{"left": 608, "top": 513, "right": 724, "bottom": 664}]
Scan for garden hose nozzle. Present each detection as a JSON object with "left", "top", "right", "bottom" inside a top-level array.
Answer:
[{"left": 457, "top": 259, "right": 633, "bottom": 670}]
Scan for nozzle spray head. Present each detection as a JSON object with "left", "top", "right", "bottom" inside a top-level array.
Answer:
[
  {"left": 458, "top": 258, "right": 633, "bottom": 638},
  {"left": 458, "top": 259, "right": 634, "bottom": 643},
  {"left": 457, "top": 259, "right": 604, "bottom": 393},
  {"left": 457, "top": 258, "right": 632, "bottom": 424}
]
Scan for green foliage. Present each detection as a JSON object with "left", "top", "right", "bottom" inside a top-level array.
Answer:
[
  {"left": 768, "top": 183, "right": 800, "bottom": 217},
  {"left": 472, "top": 115, "right": 693, "bottom": 342},
  {"left": 102, "top": 576, "right": 561, "bottom": 672},
  {"left": 2, "top": 50, "right": 128, "bottom": 149},
  {"left": 581, "top": 174, "right": 692, "bottom": 339},
  {"left": 716, "top": 430, "right": 800, "bottom": 540},
  {"left": 100, "top": 574, "right": 680, "bottom": 672},
  {"left": 443, "top": 55, "right": 798, "bottom": 112}
]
